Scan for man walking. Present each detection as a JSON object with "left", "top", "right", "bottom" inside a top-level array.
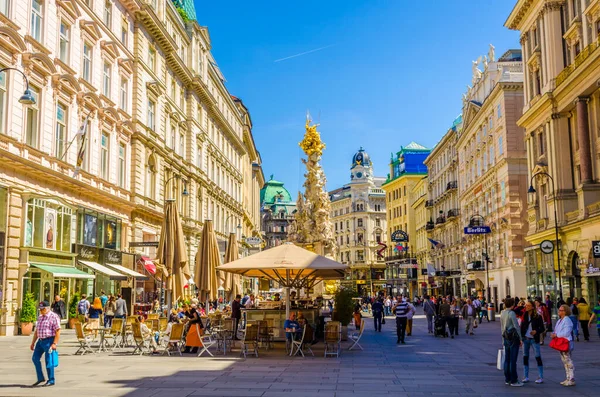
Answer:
[
  {"left": 462, "top": 298, "right": 477, "bottom": 335},
  {"left": 99, "top": 290, "right": 108, "bottom": 308},
  {"left": 501, "top": 297, "right": 523, "bottom": 387},
  {"left": 394, "top": 297, "right": 409, "bottom": 344},
  {"left": 231, "top": 294, "right": 242, "bottom": 340},
  {"left": 51, "top": 295, "right": 66, "bottom": 320},
  {"left": 114, "top": 294, "right": 128, "bottom": 319},
  {"left": 384, "top": 296, "right": 391, "bottom": 317},
  {"left": 31, "top": 301, "right": 60, "bottom": 387},
  {"left": 423, "top": 295, "right": 436, "bottom": 334},
  {"left": 439, "top": 298, "right": 451, "bottom": 337},
  {"left": 372, "top": 298, "right": 384, "bottom": 332},
  {"left": 590, "top": 297, "right": 600, "bottom": 340},
  {"left": 77, "top": 294, "right": 90, "bottom": 323}
]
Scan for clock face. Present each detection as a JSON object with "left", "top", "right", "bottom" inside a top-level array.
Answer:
[
  {"left": 356, "top": 172, "right": 363, "bottom": 179},
  {"left": 356, "top": 154, "right": 363, "bottom": 163}
]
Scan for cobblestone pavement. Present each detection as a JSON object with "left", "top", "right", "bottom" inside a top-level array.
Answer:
[{"left": 0, "top": 313, "right": 599, "bottom": 396}]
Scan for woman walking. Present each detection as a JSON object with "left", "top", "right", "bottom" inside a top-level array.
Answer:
[
  {"left": 104, "top": 295, "right": 116, "bottom": 328},
  {"left": 552, "top": 304, "right": 575, "bottom": 386},
  {"left": 520, "top": 300, "right": 545, "bottom": 384},
  {"left": 449, "top": 298, "right": 460, "bottom": 338},
  {"left": 577, "top": 298, "right": 592, "bottom": 341},
  {"left": 88, "top": 297, "right": 103, "bottom": 338}
]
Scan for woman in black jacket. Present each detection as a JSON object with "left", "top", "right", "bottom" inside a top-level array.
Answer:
[{"left": 520, "top": 300, "right": 545, "bottom": 384}]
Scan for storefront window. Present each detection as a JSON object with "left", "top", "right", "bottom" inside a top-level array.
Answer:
[
  {"left": 25, "top": 199, "right": 73, "bottom": 251},
  {"left": 77, "top": 209, "right": 121, "bottom": 249}
]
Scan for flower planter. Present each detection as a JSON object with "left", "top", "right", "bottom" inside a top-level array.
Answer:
[{"left": 21, "top": 322, "right": 33, "bottom": 336}]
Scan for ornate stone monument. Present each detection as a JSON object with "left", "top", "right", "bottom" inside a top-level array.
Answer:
[{"left": 288, "top": 116, "right": 338, "bottom": 259}]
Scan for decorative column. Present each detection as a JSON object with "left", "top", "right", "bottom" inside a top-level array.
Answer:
[{"left": 576, "top": 97, "right": 593, "bottom": 184}]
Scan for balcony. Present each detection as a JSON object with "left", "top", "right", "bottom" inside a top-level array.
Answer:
[
  {"left": 446, "top": 181, "right": 458, "bottom": 191},
  {"left": 425, "top": 200, "right": 434, "bottom": 208},
  {"left": 435, "top": 216, "right": 446, "bottom": 225},
  {"left": 425, "top": 221, "right": 435, "bottom": 231},
  {"left": 447, "top": 209, "right": 460, "bottom": 218}
]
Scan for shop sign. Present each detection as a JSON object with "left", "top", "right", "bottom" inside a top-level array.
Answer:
[
  {"left": 464, "top": 226, "right": 491, "bottom": 234},
  {"left": 399, "top": 263, "right": 418, "bottom": 269},
  {"left": 421, "top": 268, "right": 428, "bottom": 275},
  {"left": 584, "top": 263, "right": 600, "bottom": 276},
  {"left": 436, "top": 271, "right": 450, "bottom": 277},
  {"left": 466, "top": 273, "right": 477, "bottom": 281},
  {"left": 245, "top": 237, "right": 262, "bottom": 245},
  {"left": 74, "top": 244, "right": 99, "bottom": 262},
  {"left": 592, "top": 241, "right": 600, "bottom": 258},
  {"left": 540, "top": 240, "right": 554, "bottom": 254},
  {"left": 356, "top": 280, "right": 366, "bottom": 285},
  {"left": 103, "top": 249, "right": 122, "bottom": 265},
  {"left": 397, "top": 274, "right": 408, "bottom": 279},
  {"left": 129, "top": 241, "right": 159, "bottom": 248},
  {"left": 391, "top": 230, "right": 409, "bottom": 242}
]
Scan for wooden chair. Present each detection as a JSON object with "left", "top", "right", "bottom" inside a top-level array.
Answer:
[
  {"left": 197, "top": 325, "right": 216, "bottom": 357},
  {"left": 74, "top": 321, "right": 95, "bottom": 356},
  {"left": 257, "top": 320, "right": 273, "bottom": 350},
  {"left": 147, "top": 313, "right": 159, "bottom": 320},
  {"left": 148, "top": 319, "right": 159, "bottom": 333},
  {"left": 348, "top": 319, "right": 365, "bottom": 351},
  {"left": 103, "top": 318, "right": 124, "bottom": 349},
  {"left": 324, "top": 321, "right": 341, "bottom": 358},
  {"left": 161, "top": 323, "right": 185, "bottom": 356},
  {"left": 159, "top": 317, "right": 168, "bottom": 333},
  {"left": 131, "top": 323, "right": 151, "bottom": 355},
  {"left": 240, "top": 323, "right": 259, "bottom": 358}
]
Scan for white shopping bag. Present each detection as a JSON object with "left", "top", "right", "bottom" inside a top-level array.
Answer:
[{"left": 496, "top": 348, "right": 505, "bottom": 371}]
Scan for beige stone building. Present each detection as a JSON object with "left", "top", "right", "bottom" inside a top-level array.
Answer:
[
  {"left": 409, "top": 175, "right": 428, "bottom": 296},
  {"left": 506, "top": 0, "right": 600, "bottom": 303},
  {"left": 329, "top": 148, "right": 387, "bottom": 296},
  {"left": 423, "top": 119, "right": 461, "bottom": 296},
  {"left": 0, "top": 0, "right": 262, "bottom": 336},
  {"left": 456, "top": 47, "right": 528, "bottom": 302}
]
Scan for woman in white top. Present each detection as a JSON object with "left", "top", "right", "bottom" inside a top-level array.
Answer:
[{"left": 551, "top": 304, "right": 575, "bottom": 386}]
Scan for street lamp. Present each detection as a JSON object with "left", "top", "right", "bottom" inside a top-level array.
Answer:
[
  {"left": 0, "top": 68, "right": 36, "bottom": 105},
  {"left": 468, "top": 214, "right": 490, "bottom": 303},
  {"left": 528, "top": 171, "right": 562, "bottom": 301},
  {"left": 164, "top": 173, "right": 189, "bottom": 200},
  {"left": 225, "top": 214, "right": 242, "bottom": 236}
]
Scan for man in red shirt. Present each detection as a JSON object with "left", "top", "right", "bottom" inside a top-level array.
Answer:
[{"left": 30, "top": 301, "right": 60, "bottom": 387}]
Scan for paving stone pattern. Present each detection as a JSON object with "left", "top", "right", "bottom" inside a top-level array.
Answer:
[{"left": 0, "top": 313, "right": 599, "bottom": 396}]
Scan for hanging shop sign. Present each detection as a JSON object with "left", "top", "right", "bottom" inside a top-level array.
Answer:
[
  {"left": 129, "top": 241, "right": 159, "bottom": 248},
  {"left": 592, "top": 241, "right": 600, "bottom": 258},
  {"left": 584, "top": 264, "right": 600, "bottom": 276},
  {"left": 390, "top": 230, "right": 409, "bottom": 243},
  {"left": 102, "top": 249, "right": 122, "bottom": 265},
  {"left": 73, "top": 244, "right": 99, "bottom": 262},
  {"left": 540, "top": 240, "right": 554, "bottom": 254},
  {"left": 245, "top": 237, "right": 262, "bottom": 246},
  {"left": 464, "top": 226, "right": 491, "bottom": 234}
]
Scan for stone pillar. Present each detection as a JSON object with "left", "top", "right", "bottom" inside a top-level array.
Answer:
[{"left": 576, "top": 97, "right": 593, "bottom": 184}]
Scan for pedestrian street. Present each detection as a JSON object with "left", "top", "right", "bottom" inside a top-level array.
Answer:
[{"left": 0, "top": 314, "right": 598, "bottom": 397}]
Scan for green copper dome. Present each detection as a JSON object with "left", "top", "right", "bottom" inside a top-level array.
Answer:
[
  {"left": 260, "top": 176, "right": 293, "bottom": 206},
  {"left": 171, "top": 0, "right": 197, "bottom": 21}
]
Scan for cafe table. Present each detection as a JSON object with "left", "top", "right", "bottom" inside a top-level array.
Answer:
[{"left": 89, "top": 328, "right": 111, "bottom": 352}]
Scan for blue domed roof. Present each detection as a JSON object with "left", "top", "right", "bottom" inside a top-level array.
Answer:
[{"left": 351, "top": 147, "right": 371, "bottom": 169}]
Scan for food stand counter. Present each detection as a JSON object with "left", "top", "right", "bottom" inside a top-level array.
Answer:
[{"left": 242, "top": 308, "right": 319, "bottom": 341}]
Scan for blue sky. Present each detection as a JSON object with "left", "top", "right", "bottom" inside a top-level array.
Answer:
[{"left": 196, "top": 1, "right": 520, "bottom": 195}]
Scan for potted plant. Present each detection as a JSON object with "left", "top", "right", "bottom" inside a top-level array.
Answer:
[
  {"left": 68, "top": 292, "right": 80, "bottom": 329},
  {"left": 19, "top": 293, "right": 37, "bottom": 336},
  {"left": 333, "top": 286, "right": 357, "bottom": 341}
]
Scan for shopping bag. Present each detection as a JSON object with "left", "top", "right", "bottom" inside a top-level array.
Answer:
[
  {"left": 496, "top": 348, "right": 504, "bottom": 371},
  {"left": 46, "top": 348, "right": 59, "bottom": 368},
  {"left": 382, "top": 318, "right": 386, "bottom": 324}
]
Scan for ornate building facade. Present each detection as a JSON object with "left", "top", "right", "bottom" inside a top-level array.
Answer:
[
  {"left": 382, "top": 142, "right": 430, "bottom": 298},
  {"left": 456, "top": 47, "right": 528, "bottom": 302},
  {"left": 260, "top": 177, "right": 296, "bottom": 249},
  {"left": 506, "top": 0, "right": 600, "bottom": 303},
  {"left": 329, "top": 148, "right": 387, "bottom": 296},
  {"left": 0, "top": 0, "right": 262, "bottom": 336}
]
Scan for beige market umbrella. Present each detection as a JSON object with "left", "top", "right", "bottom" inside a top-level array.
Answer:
[
  {"left": 223, "top": 232, "right": 241, "bottom": 300},
  {"left": 157, "top": 200, "right": 190, "bottom": 305},
  {"left": 217, "top": 242, "right": 348, "bottom": 317},
  {"left": 195, "top": 220, "right": 221, "bottom": 302}
]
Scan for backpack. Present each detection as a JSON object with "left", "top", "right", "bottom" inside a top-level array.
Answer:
[{"left": 78, "top": 299, "right": 89, "bottom": 315}]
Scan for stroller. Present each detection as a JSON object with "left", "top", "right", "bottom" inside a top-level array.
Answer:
[{"left": 434, "top": 316, "right": 448, "bottom": 338}]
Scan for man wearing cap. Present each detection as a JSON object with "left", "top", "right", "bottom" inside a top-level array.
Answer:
[{"left": 30, "top": 301, "right": 61, "bottom": 387}]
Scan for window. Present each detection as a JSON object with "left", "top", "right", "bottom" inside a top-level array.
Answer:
[
  {"left": 25, "top": 199, "right": 73, "bottom": 251},
  {"left": 30, "top": 0, "right": 43, "bottom": 42},
  {"left": 55, "top": 103, "right": 67, "bottom": 159},
  {"left": 500, "top": 181, "right": 506, "bottom": 206},
  {"left": 0, "top": 0, "right": 8, "bottom": 16},
  {"left": 497, "top": 104, "right": 502, "bottom": 118},
  {"left": 103, "top": 1, "right": 111, "bottom": 29},
  {"left": 148, "top": 47, "right": 156, "bottom": 71},
  {"left": 25, "top": 86, "right": 40, "bottom": 148},
  {"left": 118, "top": 143, "right": 125, "bottom": 188},
  {"left": 489, "top": 116, "right": 493, "bottom": 129},
  {"left": 58, "top": 21, "right": 70, "bottom": 63},
  {"left": 100, "top": 132, "right": 109, "bottom": 179},
  {"left": 102, "top": 62, "right": 111, "bottom": 96},
  {"left": 119, "top": 77, "right": 127, "bottom": 111},
  {"left": 147, "top": 99, "right": 155, "bottom": 130},
  {"left": 489, "top": 145, "right": 494, "bottom": 165},
  {"left": 120, "top": 17, "right": 128, "bottom": 45},
  {"left": 538, "top": 132, "right": 545, "bottom": 155},
  {"left": 0, "top": 69, "right": 5, "bottom": 134},
  {"left": 82, "top": 42, "right": 92, "bottom": 82},
  {"left": 498, "top": 137, "right": 503, "bottom": 155},
  {"left": 357, "top": 218, "right": 363, "bottom": 227},
  {"left": 196, "top": 145, "right": 202, "bottom": 168},
  {"left": 179, "top": 131, "right": 184, "bottom": 156},
  {"left": 170, "top": 126, "right": 176, "bottom": 149}
]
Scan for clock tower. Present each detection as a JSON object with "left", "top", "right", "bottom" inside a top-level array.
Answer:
[{"left": 350, "top": 147, "right": 374, "bottom": 186}]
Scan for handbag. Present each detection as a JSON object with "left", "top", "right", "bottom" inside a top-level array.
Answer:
[
  {"left": 382, "top": 317, "right": 385, "bottom": 324},
  {"left": 46, "top": 348, "right": 59, "bottom": 368},
  {"left": 496, "top": 348, "right": 505, "bottom": 370},
  {"left": 473, "top": 318, "right": 478, "bottom": 329},
  {"left": 549, "top": 337, "right": 570, "bottom": 352}
]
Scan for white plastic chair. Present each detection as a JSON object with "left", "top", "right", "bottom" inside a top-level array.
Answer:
[
  {"left": 197, "top": 324, "right": 216, "bottom": 357},
  {"left": 348, "top": 319, "right": 365, "bottom": 351}
]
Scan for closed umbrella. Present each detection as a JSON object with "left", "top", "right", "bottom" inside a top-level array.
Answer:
[
  {"left": 223, "top": 232, "right": 241, "bottom": 300},
  {"left": 195, "top": 220, "right": 221, "bottom": 302},
  {"left": 157, "top": 200, "right": 190, "bottom": 306}
]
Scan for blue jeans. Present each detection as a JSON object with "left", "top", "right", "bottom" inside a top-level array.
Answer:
[
  {"left": 503, "top": 337, "right": 520, "bottom": 384},
  {"left": 523, "top": 338, "right": 543, "bottom": 379},
  {"left": 32, "top": 338, "right": 55, "bottom": 384},
  {"left": 374, "top": 315, "right": 382, "bottom": 331},
  {"left": 569, "top": 316, "right": 579, "bottom": 337},
  {"left": 426, "top": 313, "right": 434, "bottom": 333}
]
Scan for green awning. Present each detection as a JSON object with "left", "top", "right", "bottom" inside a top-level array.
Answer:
[{"left": 31, "top": 263, "right": 95, "bottom": 279}]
